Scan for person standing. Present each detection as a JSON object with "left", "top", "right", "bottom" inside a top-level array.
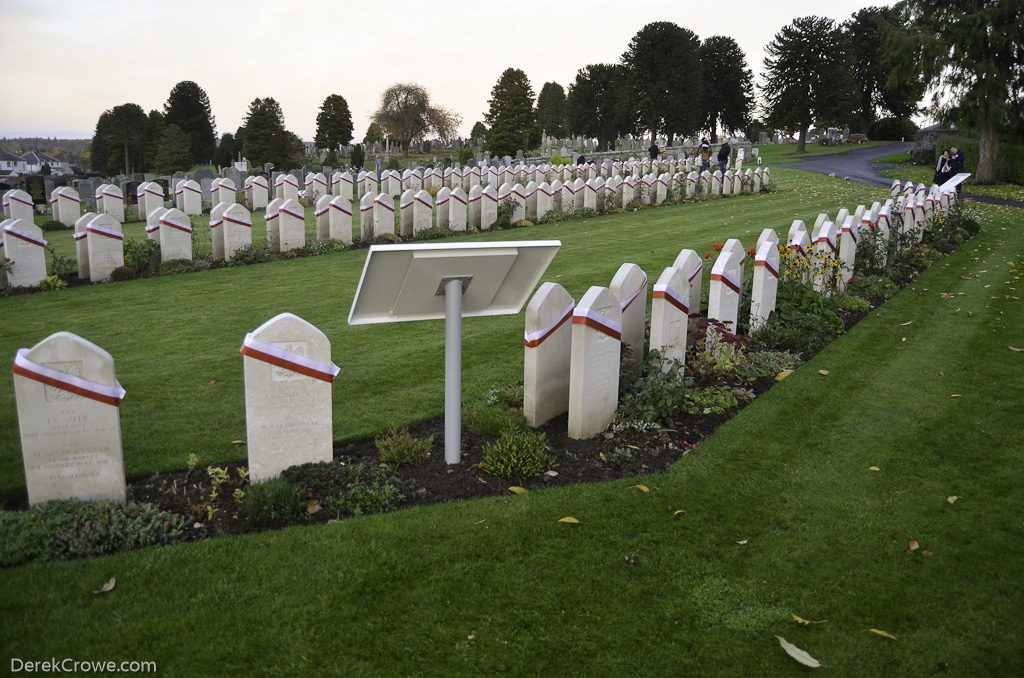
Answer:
[
  {"left": 717, "top": 137, "right": 731, "bottom": 175},
  {"left": 700, "top": 139, "right": 711, "bottom": 173},
  {"left": 649, "top": 141, "right": 659, "bottom": 161},
  {"left": 934, "top": 149, "right": 950, "bottom": 185},
  {"left": 946, "top": 145, "right": 966, "bottom": 192}
]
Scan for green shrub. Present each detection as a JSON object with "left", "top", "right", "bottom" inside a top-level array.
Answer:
[
  {"left": 734, "top": 350, "right": 804, "bottom": 380},
  {"left": 350, "top": 144, "right": 365, "bottom": 169},
  {"left": 226, "top": 244, "right": 275, "bottom": 267},
  {"left": 46, "top": 246, "right": 76, "bottom": 279},
  {"left": 456, "top": 147, "right": 474, "bottom": 165},
  {"left": 376, "top": 426, "right": 432, "bottom": 467},
  {"left": 574, "top": 207, "right": 597, "bottom": 220},
  {"left": 373, "top": 232, "right": 403, "bottom": 244},
  {"left": 538, "top": 209, "right": 572, "bottom": 224},
  {"left": 847, "top": 274, "right": 898, "bottom": 299},
  {"left": 869, "top": 117, "right": 919, "bottom": 141},
  {"left": 39, "top": 220, "right": 65, "bottom": 232},
  {"left": 123, "top": 238, "right": 161, "bottom": 275},
  {"left": 625, "top": 199, "right": 646, "bottom": 212},
  {"left": 830, "top": 294, "right": 870, "bottom": 313},
  {"left": 927, "top": 200, "right": 982, "bottom": 252},
  {"left": 752, "top": 313, "right": 842, "bottom": 355},
  {"left": 39, "top": 275, "right": 66, "bottom": 292},
  {"left": 413, "top": 225, "right": 452, "bottom": 240},
  {"left": 281, "top": 461, "right": 404, "bottom": 517},
  {"left": 946, "top": 136, "right": 1024, "bottom": 185},
  {"left": 483, "top": 429, "right": 555, "bottom": 479},
  {"left": 110, "top": 266, "right": 137, "bottom": 281},
  {"left": 304, "top": 239, "right": 348, "bottom": 255},
  {"left": 245, "top": 477, "right": 305, "bottom": 523},
  {"left": 0, "top": 499, "right": 187, "bottom": 567},
  {"left": 158, "top": 259, "right": 196, "bottom": 275}
]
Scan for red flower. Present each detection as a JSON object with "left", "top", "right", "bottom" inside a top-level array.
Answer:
[
  {"left": 849, "top": 276, "right": 856, "bottom": 283},
  {"left": 713, "top": 242, "right": 724, "bottom": 252},
  {"left": 704, "top": 251, "right": 710, "bottom": 258},
  {"left": 748, "top": 247, "right": 756, "bottom": 258}
]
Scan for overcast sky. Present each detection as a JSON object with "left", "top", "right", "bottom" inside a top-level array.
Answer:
[{"left": 0, "top": 0, "right": 897, "bottom": 142}]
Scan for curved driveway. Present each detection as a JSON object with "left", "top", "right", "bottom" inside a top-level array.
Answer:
[{"left": 766, "top": 142, "right": 1023, "bottom": 208}]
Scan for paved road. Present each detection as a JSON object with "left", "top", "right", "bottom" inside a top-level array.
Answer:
[
  {"left": 767, "top": 142, "right": 913, "bottom": 189},
  {"left": 766, "top": 142, "right": 1024, "bottom": 208}
]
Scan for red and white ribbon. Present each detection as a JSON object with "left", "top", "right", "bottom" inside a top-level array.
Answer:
[
  {"left": 754, "top": 254, "right": 779, "bottom": 278},
  {"left": 13, "top": 349, "right": 125, "bottom": 406},
  {"left": 789, "top": 233, "right": 808, "bottom": 257},
  {"left": 100, "top": 190, "right": 120, "bottom": 202},
  {"left": 253, "top": 178, "right": 268, "bottom": 189},
  {"left": 240, "top": 334, "right": 340, "bottom": 383},
  {"left": 843, "top": 222, "right": 860, "bottom": 244},
  {"left": 375, "top": 198, "right": 395, "bottom": 213},
  {"left": 73, "top": 231, "right": 87, "bottom": 241},
  {"left": 436, "top": 196, "right": 450, "bottom": 207},
  {"left": 484, "top": 191, "right": 498, "bottom": 203},
  {"left": 60, "top": 190, "right": 82, "bottom": 203},
  {"left": 314, "top": 206, "right": 329, "bottom": 217},
  {"left": 710, "top": 268, "right": 742, "bottom": 294},
  {"left": 620, "top": 273, "right": 648, "bottom": 312},
  {"left": 185, "top": 184, "right": 202, "bottom": 194},
  {"left": 3, "top": 225, "right": 47, "bottom": 247},
  {"left": 331, "top": 202, "right": 353, "bottom": 216},
  {"left": 280, "top": 205, "right": 304, "bottom": 220},
  {"left": 687, "top": 261, "right": 703, "bottom": 283},
  {"left": 360, "top": 203, "right": 373, "bottom": 213},
  {"left": 414, "top": 195, "right": 432, "bottom": 208},
  {"left": 265, "top": 212, "right": 279, "bottom": 221},
  {"left": 10, "top": 194, "right": 33, "bottom": 207},
  {"left": 452, "top": 192, "right": 467, "bottom": 205},
  {"left": 86, "top": 224, "right": 124, "bottom": 240},
  {"left": 145, "top": 223, "right": 160, "bottom": 233},
  {"left": 224, "top": 214, "right": 252, "bottom": 228},
  {"left": 524, "top": 302, "right": 574, "bottom": 348},
  {"left": 653, "top": 283, "right": 689, "bottom": 314},
  {"left": 160, "top": 216, "right": 192, "bottom": 233},
  {"left": 816, "top": 232, "right": 836, "bottom": 252},
  {"left": 572, "top": 307, "right": 621, "bottom": 340},
  {"left": 400, "top": 199, "right": 414, "bottom": 210}
]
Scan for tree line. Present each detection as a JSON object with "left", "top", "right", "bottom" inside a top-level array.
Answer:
[{"left": 89, "top": 3, "right": 1020, "bottom": 183}]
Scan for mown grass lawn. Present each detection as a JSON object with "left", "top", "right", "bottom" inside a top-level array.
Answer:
[{"left": 2, "top": 171, "right": 1022, "bottom": 676}]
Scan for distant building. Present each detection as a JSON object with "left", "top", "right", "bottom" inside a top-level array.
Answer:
[
  {"left": 0, "top": 149, "right": 28, "bottom": 176},
  {"left": 20, "top": 150, "right": 62, "bottom": 175}
]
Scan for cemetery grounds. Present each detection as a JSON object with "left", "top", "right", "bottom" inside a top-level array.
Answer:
[{"left": 1, "top": 168, "right": 1023, "bottom": 676}]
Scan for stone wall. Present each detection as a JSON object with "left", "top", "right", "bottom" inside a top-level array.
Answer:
[{"left": 912, "top": 125, "right": 958, "bottom": 165}]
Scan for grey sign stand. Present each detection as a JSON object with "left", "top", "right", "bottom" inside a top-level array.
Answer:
[{"left": 348, "top": 241, "right": 561, "bottom": 464}]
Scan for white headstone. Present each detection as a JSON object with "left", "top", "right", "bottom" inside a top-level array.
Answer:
[
  {"left": 610, "top": 263, "right": 648, "bottom": 369},
  {"left": 13, "top": 332, "right": 127, "bottom": 504},
  {"left": 6, "top": 189, "right": 34, "bottom": 222},
  {"left": 242, "top": 313, "right": 339, "bottom": 482},
  {"left": 159, "top": 208, "right": 193, "bottom": 262},
  {"left": 449, "top": 187, "right": 467, "bottom": 232},
  {"left": 650, "top": 266, "right": 690, "bottom": 367},
  {"left": 373, "top": 192, "right": 395, "bottom": 237},
  {"left": 671, "top": 248, "right": 704, "bottom": 329},
  {"left": 412, "top": 190, "right": 433, "bottom": 235},
  {"left": 838, "top": 216, "right": 858, "bottom": 293},
  {"left": 315, "top": 194, "right": 332, "bottom": 240},
  {"left": 750, "top": 237, "right": 780, "bottom": 332},
  {"left": 481, "top": 185, "right": 498, "bottom": 230},
  {"left": 359, "top": 192, "right": 375, "bottom": 241},
  {"left": 399, "top": 189, "right": 415, "bottom": 237},
  {"left": 568, "top": 286, "right": 621, "bottom": 439},
  {"left": 209, "top": 202, "right": 229, "bottom": 260},
  {"left": 811, "top": 221, "right": 838, "bottom": 295},
  {"left": 84, "top": 214, "right": 124, "bottom": 282},
  {"left": 181, "top": 179, "right": 203, "bottom": 215},
  {"left": 222, "top": 203, "right": 253, "bottom": 261},
  {"left": 265, "top": 198, "right": 283, "bottom": 252},
  {"left": 468, "top": 185, "right": 482, "bottom": 228},
  {"left": 3, "top": 219, "right": 48, "bottom": 287},
  {"left": 510, "top": 183, "right": 527, "bottom": 222},
  {"left": 248, "top": 176, "right": 269, "bottom": 212},
  {"left": 524, "top": 282, "right": 575, "bottom": 428},
  {"left": 55, "top": 187, "right": 82, "bottom": 227},
  {"left": 73, "top": 212, "right": 96, "bottom": 280},
  {"left": 329, "top": 195, "right": 353, "bottom": 245},
  {"left": 278, "top": 198, "right": 306, "bottom": 251},
  {"left": 707, "top": 248, "right": 743, "bottom": 334}
]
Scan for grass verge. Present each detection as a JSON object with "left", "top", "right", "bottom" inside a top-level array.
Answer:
[{"left": 0, "top": 193, "right": 1021, "bottom": 676}]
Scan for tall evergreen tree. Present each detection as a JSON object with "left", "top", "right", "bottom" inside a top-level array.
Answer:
[
  {"left": 536, "top": 82, "right": 567, "bottom": 137},
  {"left": 240, "top": 97, "right": 301, "bottom": 169},
  {"left": 484, "top": 68, "right": 540, "bottom": 158},
  {"left": 140, "top": 109, "right": 165, "bottom": 172},
  {"left": 95, "top": 103, "right": 148, "bottom": 176},
  {"left": 621, "top": 22, "right": 703, "bottom": 145},
  {"left": 761, "top": 16, "right": 853, "bottom": 153},
  {"left": 565, "top": 64, "right": 631, "bottom": 152},
  {"left": 154, "top": 124, "right": 193, "bottom": 174},
  {"left": 888, "top": 0, "right": 1022, "bottom": 183},
  {"left": 314, "top": 94, "right": 354, "bottom": 165},
  {"left": 163, "top": 81, "right": 217, "bottom": 164},
  {"left": 843, "top": 6, "right": 924, "bottom": 135},
  {"left": 699, "top": 36, "right": 754, "bottom": 138}
]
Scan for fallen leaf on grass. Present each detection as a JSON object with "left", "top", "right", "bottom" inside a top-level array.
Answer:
[
  {"left": 950, "top": 394, "right": 962, "bottom": 398},
  {"left": 673, "top": 510, "right": 686, "bottom": 515},
  {"left": 558, "top": 516, "right": 580, "bottom": 524},
  {"left": 869, "top": 629, "right": 898, "bottom": 640},
  {"left": 922, "top": 551, "right": 934, "bottom": 557},
  {"left": 776, "top": 636, "right": 829, "bottom": 668},
  {"left": 941, "top": 293, "right": 954, "bottom": 299},
  {"left": 737, "top": 538, "right": 748, "bottom": 545},
  {"left": 92, "top": 578, "right": 116, "bottom": 594},
  {"left": 231, "top": 440, "right": 245, "bottom": 445},
  {"left": 793, "top": 614, "right": 828, "bottom": 625},
  {"left": 631, "top": 484, "right": 650, "bottom": 493},
  {"left": 1010, "top": 346, "right": 1023, "bottom": 352},
  {"left": 909, "top": 540, "right": 920, "bottom": 550},
  {"left": 947, "top": 496, "right": 961, "bottom": 503},
  {"left": 900, "top": 321, "right": 913, "bottom": 326},
  {"left": 869, "top": 466, "right": 880, "bottom": 471},
  {"left": 938, "top": 371, "right": 945, "bottom": 376},
  {"left": 818, "top": 370, "right": 829, "bottom": 376},
  {"left": 544, "top": 470, "right": 558, "bottom": 477},
  {"left": 775, "top": 370, "right": 793, "bottom": 381},
  {"left": 508, "top": 486, "right": 528, "bottom": 494}
]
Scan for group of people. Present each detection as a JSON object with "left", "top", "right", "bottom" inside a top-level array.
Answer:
[
  {"left": 935, "top": 145, "right": 966, "bottom": 186},
  {"left": 647, "top": 138, "right": 732, "bottom": 175}
]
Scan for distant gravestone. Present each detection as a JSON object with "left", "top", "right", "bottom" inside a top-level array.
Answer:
[
  {"left": 329, "top": 195, "right": 353, "bottom": 245},
  {"left": 209, "top": 202, "right": 229, "bottom": 260},
  {"left": 435, "top": 187, "right": 451, "bottom": 230},
  {"left": 6, "top": 189, "right": 35, "bottom": 221},
  {"left": 278, "top": 199, "right": 306, "bottom": 251},
  {"left": 359, "top": 192, "right": 374, "bottom": 241},
  {"left": 85, "top": 214, "right": 125, "bottom": 282},
  {"left": 25, "top": 175, "right": 47, "bottom": 206},
  {"left": 73, "top": 212, "right": 96, "bottom": 280},
  {"left": 241, "top": 313, "right": 339, "bottom": 482},
  {"left": 54, "top": 187, "right": 82, "bottom": 227},
  {"left": 372, "top": 193, "right": 395, "bottom": 238},
  {"left": 13, "top": 331, "right": 127, "bottom": 504},
  {"left": 399, "top": 189, "right": 415, "bottom": 237},
  {"left": 449, "top": 187, "right": 467, "bottom": 232},
  {"left": 193, "top": 168, "right": 215, "bottom": 183},
  {"left": 481, "top": 185, "right": 498, "bottom": 230},
  {"left": 315, "top": 194, "right": 332, "bottom": 240},
  {"left": 568, "top": 286, "right": 621, "bottom": 439},
  {"left": 412, "top": 190, "right": 433, "bottom": 235}
]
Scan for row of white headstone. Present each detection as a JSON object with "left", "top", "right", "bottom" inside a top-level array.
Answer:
[
  {"left": 12, "top": 312, "right": 339, "bottom": 506},
  {"left": 522, "top": 180, "right": 955, "bottom": 439}
]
